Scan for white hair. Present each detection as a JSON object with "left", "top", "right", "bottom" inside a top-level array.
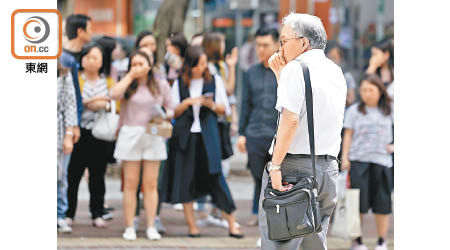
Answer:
[{"left": 282, "top": 12, "right": 327, "bottom": 50}]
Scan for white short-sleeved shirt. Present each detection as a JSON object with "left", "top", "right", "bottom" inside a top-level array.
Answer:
[
  {"left": 171, "top": 74, "right": 231, "bottom": 133},
  {"left": 269, "top": 49, "right": 347, "bottom": 157}
]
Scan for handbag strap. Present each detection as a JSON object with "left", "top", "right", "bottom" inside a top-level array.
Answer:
[{"left": 110, "top": 100, "right": 116, "bottom": 114}]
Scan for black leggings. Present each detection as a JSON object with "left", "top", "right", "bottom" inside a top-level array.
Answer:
[{"left": 66, "top": 128, "right": 108, "bottom": 220}]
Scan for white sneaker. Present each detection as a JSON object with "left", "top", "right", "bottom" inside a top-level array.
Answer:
[
  {"left": 64, "top": 217, "right": 73, "bottom": 227},
  {"left": 220, "top": 218, "right": 241, "bottom": 229},
  {"left": 173, "top": 203, "right": 183, "bottom": 211},
  {"left": 122, "top": 227, "right": 137, "bottom": 241},
  {"left": 374, "top": 242, "right": 388, "bottom": 250},
  {"left": 196, "top": 217, "right": 209, "bottom": 227},
  {"left": 350, "top": 241, "right": 368, "bottom": 250},
  {"left": 92, "top": 217, "right": 107, "bottom": 228},
  {"left": 206, "top": 215, "right": 226, "bottom": 228},
  {"left": 146, "top": 227, "right": 162, "bottom": 240},
  {"left": 57, "top": 218, "right": 72, "bottom": 233},
  {"left": 256, "top": 237, "right": 261, "bottom": 247}
]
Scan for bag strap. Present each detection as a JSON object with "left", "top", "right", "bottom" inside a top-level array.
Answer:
[
  {"left": 298, "top": 61, "right": 317, "bottom": 188},
  {"left": 110, "top": 100, "right": 116, "bottom": 114}
]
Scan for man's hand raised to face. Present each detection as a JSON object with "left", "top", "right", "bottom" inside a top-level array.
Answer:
[{"left": 268, "top": 49, "right": 287, "bottom": 82}]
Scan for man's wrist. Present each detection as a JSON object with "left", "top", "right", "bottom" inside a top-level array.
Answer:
[{"left": 267, "top": 161, "right": 281, "bottom": 172}]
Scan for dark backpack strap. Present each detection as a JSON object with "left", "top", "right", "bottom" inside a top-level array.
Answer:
[{"left": 299, "top": 61, "right": 317, "bottom": 188}]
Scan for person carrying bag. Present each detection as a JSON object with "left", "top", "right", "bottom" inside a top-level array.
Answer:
[
  {"left": 262, "top": 62, "right": 324, "bottom": 240},
  {"left": 258, "top": 12, "right": 347, "bottom": 250},
  {"left": 92, "top": 100, "right": 120, "bottom": 141}
]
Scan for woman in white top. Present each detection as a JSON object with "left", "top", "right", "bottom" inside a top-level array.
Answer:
[{"left": 161, "top": 46, "right": 244, "bottom": 239}]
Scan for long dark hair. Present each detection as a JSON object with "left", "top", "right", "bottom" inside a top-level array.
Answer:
[
  {"left": 96, "top": 36, "right": 116, "bottom": 76},
  {"left": 358, "top": 74, "right": 392, "bottom": 116},
  {"left": 373, "top": 39, "right": 394, "bottom": 82},
  {"left": 134, "top": 30, "right": 157, "bottom": 64},
  {"left": 181, "top": 46, "right": 212, "bottom": 86},
  {"left": 79, "top": 42, "right": 104, "bottom": 75},
  {"left": 124, "top": 51, "right": 160, "bottom": 100}
]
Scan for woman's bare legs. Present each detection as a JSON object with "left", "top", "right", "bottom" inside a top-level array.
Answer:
[
  {"left": 183, "top": 202, "right": 200, "bottom": 235},
  {"left": 142, "top": 160, "right": 160, "bottom": 227},
  {"left": 122, "top": 161, "right": 141, "bottom": 228}
]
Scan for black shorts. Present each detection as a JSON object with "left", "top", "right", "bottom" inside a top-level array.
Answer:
[{"left": 350, "top": 161, "right": 393, "bottom": 214}]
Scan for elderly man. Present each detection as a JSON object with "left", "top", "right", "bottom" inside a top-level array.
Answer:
[{"left": 258, "top": 13, "right": 347, "bottom": 250}]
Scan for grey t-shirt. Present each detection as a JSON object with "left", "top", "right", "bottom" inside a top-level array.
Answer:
[{"left": 343, "top": 103, "right": 394, "bottom": 168}]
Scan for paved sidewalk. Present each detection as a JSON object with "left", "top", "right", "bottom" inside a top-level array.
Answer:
[{"left": 58, "top": 171, "right": 394, "bottom": 249}]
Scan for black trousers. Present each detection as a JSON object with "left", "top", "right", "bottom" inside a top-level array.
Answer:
[
  {"left": 66, "top": 128, "right": 108, "bottom": 219},
  {"left": 246, "top": 137, "right": 272, "bottom": 215}
]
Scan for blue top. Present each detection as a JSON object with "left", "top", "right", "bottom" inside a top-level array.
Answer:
[{"left": 60, "top": 50, "right": 83, "bottom": 125}]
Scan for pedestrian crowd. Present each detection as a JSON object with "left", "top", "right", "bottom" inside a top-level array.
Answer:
[{"left": 57, "top": 12, "right": 394, "bottom": 250}]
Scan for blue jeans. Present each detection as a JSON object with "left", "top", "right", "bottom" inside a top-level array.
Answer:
[{"left": 57, "top": 154, "right": 71, "bottom": 219}]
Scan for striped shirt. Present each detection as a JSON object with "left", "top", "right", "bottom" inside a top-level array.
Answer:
[{"left": 80, "top": 74, "right": 109, "bottom": 129}]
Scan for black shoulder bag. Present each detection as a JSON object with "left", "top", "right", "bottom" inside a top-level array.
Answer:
[{"left": 262, "top": 62, "right": 322, "bottom": 241}]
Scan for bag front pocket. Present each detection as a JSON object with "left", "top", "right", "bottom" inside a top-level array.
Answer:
[
  {"left": 285, "top": 200, "right": 314, "bottom": 236},
  {"left": 264, "top": 203, "right": 290, "bottom": 240}
]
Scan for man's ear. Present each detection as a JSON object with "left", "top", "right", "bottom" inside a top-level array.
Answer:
[
  {"left": 304, "top": 38, "right": 310, "bottom": 49},
  {"left": 77, "top": 27, "right": 85, "bottom": 37}
]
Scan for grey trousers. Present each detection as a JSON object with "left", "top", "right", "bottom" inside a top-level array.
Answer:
[{"left": 258, "top": 155, "right": 339, "bottom": 250}]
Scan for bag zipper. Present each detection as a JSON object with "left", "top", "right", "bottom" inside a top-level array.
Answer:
[{"left": 274, "top": 199, "right": 309, "bottom": 214}]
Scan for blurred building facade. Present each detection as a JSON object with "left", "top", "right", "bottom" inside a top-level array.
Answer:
[{"left": 58, "top": 0, "right": 393, "bottom": 71}]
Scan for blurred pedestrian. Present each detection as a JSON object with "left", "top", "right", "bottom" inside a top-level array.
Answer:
[
  {"left": 325, "top": 40, "right": 357, "bottom": 106},
  {"left": 62, "top": 14, "right": 92, "bottom": 141},
  {"left": 96, "top": 35, "right": 121, "bottom": 219},
  {"left": 197, "top": 32, "right": 238, "bottom": 224},
  {"left": 111, "top": 50, "right": 173, "bottom": 241},
  {"left": 259, "top": 13, "right": 346, "bottom": 249},
  {"left": 135, "top": 31, "right": 167, "bottom": 82},
  {"left": 365, "top": 38, "right": 394, "bottom": 190},
  {"left": 341, "top": 74, "right": 394, "bottom": 250},
  {"left": 161, "top": 46, "right": 243, "bottom": 239},
  {"left": 57, "top": 59, "right": 78, "bottom": 233},
  {"left": 59, "top": 17, "right": 92, "bottom": 223},
  {"left": 129, "top": 33, "right": 169, "bottom": 233},
  {"left": 238, "top": 34, "right": 258, "bottom": 73},
  {"left": 236, "top": 27, "right": 279, "bottom": 227},
  {"left": 203, "top": 31, "right": 239, "bottom": 174},
  {"left": 365, "top": 39, "right": 394, "bottom": 87},
  {"left": 112, "top": 40, "right": 130, "bottom": 81},
  {"left": 165, "top": 33, "right": 188, "bottom": 85},
  {"left": 65, "top": 43, "right": 114, "bottom": 228},
  {"left": 190, "top": 32, "right": 204, "bottom": 46}
]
